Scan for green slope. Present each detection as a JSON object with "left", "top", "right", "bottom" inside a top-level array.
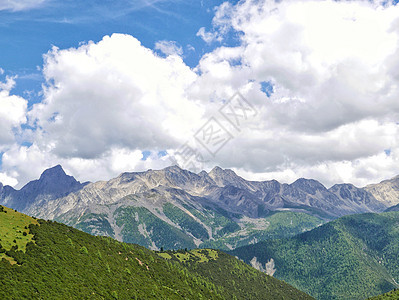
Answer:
[
  {"left": 0, "top": 205, "right": 39, "bottom": 264},
  {"left": 369, "top": 289, "right": 399, "bottom": 299},
  {"left": 229, "top": 212, "right": 399, "bottom": 300},
  {"left": 0, "top": 205, "right": 312, "bottom": 299}
]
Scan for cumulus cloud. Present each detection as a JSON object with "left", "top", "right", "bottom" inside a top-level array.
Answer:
[
  {"left": 184, "top": 0, "right": 399, "bottom": 187},
  {"left": 0, "top": 0, "right": 47, "bottom": 11},
  {"left": 30, "top": 34, "right": 201, "bottom": 159},
  {"left": 202, "top": 0, "right": 399, "bottom": 129},
  {"left": 0, "top": 76, "right": 28, "bottom": 148}
]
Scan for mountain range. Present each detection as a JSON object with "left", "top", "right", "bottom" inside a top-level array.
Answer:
[{"left": 0, "top": 165, "right": 398, "bottom": 251}]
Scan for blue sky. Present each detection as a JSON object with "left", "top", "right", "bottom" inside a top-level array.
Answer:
[{"left": 1, "top": 0, "right": 399, "bottom": 189}]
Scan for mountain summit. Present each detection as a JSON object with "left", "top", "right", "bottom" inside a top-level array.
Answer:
[
  {"left": 39, "top": 164, "right": 67, "bottom": 180},
  {"left": 0, "top": 165, "right": 86, "bottom": 213}
]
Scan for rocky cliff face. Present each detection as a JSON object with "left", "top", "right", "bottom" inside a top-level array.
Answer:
[
  {"left": 329, "top": 183, "right": 387, "bottom": 213},
  {"left": 365, "top": 175, "right": 399, "bottom": 207}
]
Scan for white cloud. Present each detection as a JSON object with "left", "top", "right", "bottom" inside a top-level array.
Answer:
[
  {"left": 0, "top": 172, "right": 18, "bottom": 186},
  {"left": 196, "top": 2, "right": 236, "bottom": 44},
  {"left": 0, "top": 0, "right": 47, "bottom": 11},
  {"left": 0, "top": 75, "right": 17, "bottom": 91},
  {"left": 0, "top": 76, "right": 28, "bottom": 148},
  {"left": 196, "top": 27, "right": 221, "bottom": 44},
  {"left": 155, "top": 40, "right": 183, "bottom": 56},
  {"left": 189, "top": 0, "right": 399, "bottom": 186},
  {"left": 30, "top": 34, "right": 201, "bottom": 159}
]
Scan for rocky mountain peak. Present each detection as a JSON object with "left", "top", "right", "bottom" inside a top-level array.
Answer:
[
  {"left": 162, "top": 165, "right": 201, "bottom": 188},
  {"left": 128, "top": 165, "right": 197, "bottom": 191},
  {"left": 328, "top": 183, "right": 387, "bottom": 212},
  {"left": 209, "top": 166, "right": 223, "bottom": 173},
  {"left": 209, "top": 166, "right": 239, "bottom": 181},
  {"left": 39, "top": 165, "right": 67, "bottom": 181},
  {"left": 0, "top": 165, "right": 86, "bottom": 213},
  {"left": 164, "top": 165, "right": 183, "bottom": 173},
  {"left": 198, "top": 170, "right": 208, "bottom": 177},
  {"left": 207, "top": 167, "right": 257, "bottom": 192},
  {"left": 35, "top": 165, "right": 82, "bottom": 191},
  {"left": 329, "top": 183, "right": 354, "bottom": 194},
  {"left": 291, "top": 178, "right": 327, "bottom": 191},
  {"left": 208, "top": 166, "right": 231, "bottom": 178}
]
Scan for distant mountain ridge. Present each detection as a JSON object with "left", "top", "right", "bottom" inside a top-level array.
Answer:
[{"left": 0, "top": 165, "right": 397, "bottom": 251}]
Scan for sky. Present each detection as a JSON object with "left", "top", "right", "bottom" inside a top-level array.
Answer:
[{"left": 1, "top": 0, "right": 399, "bottom": 189}]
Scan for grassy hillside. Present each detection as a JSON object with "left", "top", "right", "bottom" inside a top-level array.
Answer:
[
  {"left": 0, "top": 205, "right": 312, "bottom": 299},
  {"left": 0, "top": 205, "right": 38, "bottom": 264},
  {"left": 230, "top": 212, "right": 399, "bottom": 300},
  {"left": 369, "top": 289, "right": 399, "bottom": 299}
]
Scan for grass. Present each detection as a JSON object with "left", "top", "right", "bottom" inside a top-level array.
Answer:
[
  {"left": 157, "top": 252, "right": 172, "bottom": 259},
  {"left": 191, "top": 249, "right": 218, "bottom": 262},
  {"left": 0, "top": 205, "right": 38, "bottom": 264},
  {"left": 157, "top": 249, "right": 219, "bottom": 263},
  {"left": 369, "top": 288, "right": 399, "bottom": 299}
]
